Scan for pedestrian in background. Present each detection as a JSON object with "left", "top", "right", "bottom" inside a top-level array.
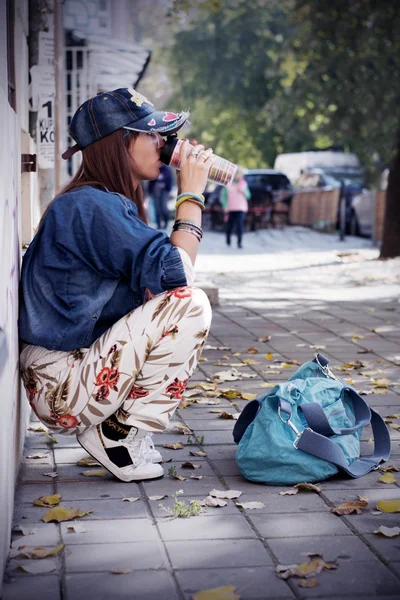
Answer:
[
  {"left": 221, "top": 166, "right": 251, "bottom": 249},
  {"left": 148, "top": 163, "right": 173, "bottom": 229}
]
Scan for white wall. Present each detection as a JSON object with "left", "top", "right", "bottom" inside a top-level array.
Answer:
[{"left": 0, "top": 0, "right": 39, "bottom": 591}]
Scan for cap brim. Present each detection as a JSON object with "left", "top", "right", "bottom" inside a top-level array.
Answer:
[
  {"left": 62, "top": 143, "right": 81, "bottom": 160},
  {"left": 124, "top": 110, "right": 189, "bottom": 136}
]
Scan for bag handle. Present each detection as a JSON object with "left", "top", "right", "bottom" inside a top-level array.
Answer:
[
  {"left": 296, "top": 407, "right": 391, "bottom": 477},
  {"left": 300, "top": 387, "right": 371, "bottom": 436}
]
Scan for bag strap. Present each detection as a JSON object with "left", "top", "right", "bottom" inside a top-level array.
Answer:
[
  {"left": 296, "top": 408, "right": 391, "bottom": 477},
  {"left": 300, "top": 388, "right": 371, "bottom": 436}
]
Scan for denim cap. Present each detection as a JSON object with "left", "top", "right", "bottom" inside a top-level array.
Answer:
[{"left": 62, "top": 88, "right": 189, "bottom": 159}]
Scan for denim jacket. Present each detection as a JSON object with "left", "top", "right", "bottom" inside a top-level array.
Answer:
[{"left": 19, "top": 185, "right": 187, "bottom": 351}]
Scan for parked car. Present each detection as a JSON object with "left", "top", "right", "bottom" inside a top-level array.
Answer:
[
  {"left": 295, "top": 168, "right": 373, "bottom": 237},
  {"left": 205, "top": 169, "right": 293, "bottom": 230}
]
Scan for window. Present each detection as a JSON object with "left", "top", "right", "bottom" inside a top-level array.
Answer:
[{"left": 6, "top": 0, "right": 16, "bottom": 109}]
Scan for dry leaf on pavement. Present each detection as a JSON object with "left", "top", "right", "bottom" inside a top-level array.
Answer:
[
  {"left": 17, "top": 559, "right": 57, "bottom": 574},
  {"left": 43, "top": 472, "right": 58, "bottom": 478},
  {"left": 209, "top": 489, "right": 242, "bottom": 499},
  {"left": 163, "top": 442, "right": 184, "bottom": 450},
  {"left": 376, "top": 500, "right": 400, "bottom": 513},
  {"left": 33, "top": 494, "right": 61, "bottom": 507},
  {"left": 276, "top": 555, "right": 338, "bottom": 580},
  {"left": 218, "top": 412, "right": 235, "bottom": 420},
  {"left": 299, "top": 578, "right": 318, "bottom": 588},
  {"left": 26, "top": 453, "right": 48, "bottom": 460},
  {"left": 257, "top": 336, "right": 271, "bottom": 342},
  {"left": 331, "top": 501, "right": 368, "bottom": 515},
  {"left": 149, "top": 495, "right": 168, "bottom": 501},
  {"left": 81, "top": 469, "right": 109, "bottom": 477},
  {"left": 16, "top": 526, "right": 38, "bottom": 536},
  {"left": 111, "top": 568, "right": 134, "bottom": 574},
  {"left": 174, "top": 424, "right": 193, "bottom": 435},
  {"left": 378, "top": 473, "right": 397, "bottom": 484},
  {"left": 241, "top": 392, "right": 257, "bottom": 401},
  {"left": 192, "top": 585, "right": 240, "bottom": 600},
  {"left": 190, "top": 451, "right": 207, "bottom": 457},
  {"left": 279, "top": 483, "right": 322, "bottom": 496},
  {"left": 379, "top": 465, "right": 400, "bottom": 472},
  {"left": 76, "top": 456, "right": 101, "bottom": 467},
  {"left": 11, "top": 544, "right": 64, "bottom": 559},
  {"left": 42, "top": 506, "right": 92, "bottom": 523},
  {"left": 181, "top": 462, "right": 201, "bottom": 469},
  {"left": 374, "top": 526, "right": 400, "bottom": 538},
  {"left": 236, "top": 501, "right": 265, "bottom": 509},
  {"left": 203, "top": 345, "right": 231, "bottom": 351},
  {"left": 66, "top": 523, "right": 89, "bottom": 533},
  {"left": 201, "top": 496, "right": 227, "bottom": 507},
  {"left": 190, "top": 474, "right": 203, "bottom": 480},
  {"left": 247, "top": 347, "right": 258, "bottom": 353},
  {"left": 122, "top": 497, "right": 140, "bottom": 502}
]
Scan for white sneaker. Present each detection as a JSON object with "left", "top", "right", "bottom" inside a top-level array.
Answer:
[
  {"left": 145, "top": 433, "right": 163, "bottom": 463},
  {"left": 77, "top": 414, "right": 164, "bottom": 482}
]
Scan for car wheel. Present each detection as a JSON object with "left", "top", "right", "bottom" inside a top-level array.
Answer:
[{"left": 349, "top": 210, "right": 359, "bottom": 236}]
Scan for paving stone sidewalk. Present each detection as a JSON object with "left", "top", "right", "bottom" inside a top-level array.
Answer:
[{"left": 4, "top": 231, "right": 400, "bottom": 600}]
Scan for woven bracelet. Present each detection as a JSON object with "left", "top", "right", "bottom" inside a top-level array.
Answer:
[
  {"left": 176, "top": 192, "right": 205, "bottom": 203},
  {"left": 175, "top": 197, "right": 205, "bottom": 211}
]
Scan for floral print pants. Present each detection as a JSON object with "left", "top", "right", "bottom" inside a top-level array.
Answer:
[{"left": 20, "top": 287, "right": 212, "bottom": 435}]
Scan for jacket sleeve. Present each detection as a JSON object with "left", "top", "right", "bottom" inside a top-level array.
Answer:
[{"left": 50, "top": 189, "right": 187, "bottom": 296}]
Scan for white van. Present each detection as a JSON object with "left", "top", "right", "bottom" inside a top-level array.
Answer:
[{"left": 274, "top": 151, "right": 363, "bottom": 185}]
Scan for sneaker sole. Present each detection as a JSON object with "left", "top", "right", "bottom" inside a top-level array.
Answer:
[{"left": 77, "top": 429, "right": 164, "bottom": 482}]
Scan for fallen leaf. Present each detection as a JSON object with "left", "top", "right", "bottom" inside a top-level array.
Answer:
[
  {"left": 220, "top": 389, "right": 241, "bottom": 399},
  {"left": 331, "top": 501, "right": 368, "bottom": 515},
  {"left": 218, "top": 412, "right": 235, "bottom": 420},
  {"left": 210, "top": 409, "right": 225, "bottom": 413},
  {"left": 66, "top": 523, "right": 89, "bottom": 533},
  {"left": 163, "top": 443, "right": 184, "bottom": 450},
  {"left": 111, "top": 568, "right": 134, "bottom": 574},
  {"left": 286, "top": 359, "right": 300, "bottom": 365},
  {"left": 279, "top": 483, "right": 322, "bottom": 496},
  {"left": 43, "top": 431, "right": 58, "bottom": 444},
  {"left": 43, "top": 472, "right": 58, "bottom": 478},
  {"left": 149, "top": 495, "right": 168, "bottom": 501},
  {"left": 33, "top": 494, "right": 61, "bottom": 507},
  {"left": 276, "top": 556, "right": 338, "bottom": 580},
  {"left": 174, "top": 424, "right": 193, "bottom": 435},
  {"left": 181, "top": 462, "right": 201, "bottom": 469},
  {"left": 195, "top": 399, "right": 221, "bottom": 405},
  {"left": 352, "top": 334, "right": 365, "bottom": 340},
  {"left": 190, "top": 474, "right": 203, "bottom": 480},
  {"left": 379, "top": 465, "right": 400, "bottom": 472},
  {"left": 122, "top": 497, "right": 140, "bottom": 502},
  {"left": 386, "top": 414, "right": 399, "bottom": 419},
  {"left": 171, "top": 474, "right": 186, "bottom": 481},
  {"left": 257, "top": 336, "right": 271, "bottom": 342},
  {"left": 373, "top": 378, "right": 392, "bottom": 388},
  {"left": 259, "top": 382, "right": 275, "bottom": 389},
  {"left": 376, "top": 499, "right": 400, "bottom": 513},
  {"left": 299, "top": 578, "right": 318, "bottom": 588},
  {"left": 357, "top": 495, "right": 370, "bottom": 503},
  {"left": 389, "top": 423, "right": 400, "bottom": 430},
  {"left": 375, "top": 525, "right": 400, "bottom": 538},
  {"left": 358, "top": 349, "right": 372, "bottom": 354},
  {"left": 162, "top": 457, "right": 173, "bottom": 463},
  {"left": 192, "top": 585, "right": 239, "bottom": 600},
  {"left": 81, "top": 469, "right": 110, "bottom": 477},
  {"left": 28, "top": 425, "right": 46, "bottom": 432},
  {"left": 203, "top": 345, "right": 231, "bottom": 351},
  {"left": 378, "top": 473, "right": 397, "bottom": 484},
  {"left": 209, "top": 489, "right": 242, "bottom": 499},
  {"left": 247, "top": 347, "right": 258, "bottom": 353},
  {"left": 13, "top": 544, "right": 64, "bottom": 559},
  {"left": 279, "top": 489, "right": 298, "bottom": 496},
  {"left": 242, "top": 358, "right": 259, "bottom": 365},
  {"left": 16, "top": 526, "right": 38, "bottom": 536},
  {"left": 201, "top": 496, "right": 228, "bottom": 507},
  {"left": 17, "top": 559, "right": 56, "bottom": 574},
  {"left": 184, "top": 388, "right": 204, "bottom": 397},
  {"left": 179, "top": 399, "right": 193, "bottom": 409},
  {"left": 198, "top": 357, "right": 207, "bottom": 362},
  {"left": 280, "top": 363, "right": 294, "bottom": 369},
  {"left": 232, "top": 352, "right": 241, "bottom": 357},
  {"left": 266, "top": 353, "right": 274, "bottom": 360},
  {"left": 236, "top": 501, "right": 265, "bottom": 509},
  {"left": 190, "top": 451, "right": 207, "bottom": 457},
  {"left": 76, "top": 455, "right": 101, "bottom": 467},
  {"left": 26, "top": 453, "right": 48, "bottom": 460},
  {"left": 42, "top": 506, "right": 92, "bottom": 523},
  {"left": 309, "top": 345, "right": 326, "bottom": 350},
  {"left": 241, "top": 392, "right": 257, "bottom": 401}
]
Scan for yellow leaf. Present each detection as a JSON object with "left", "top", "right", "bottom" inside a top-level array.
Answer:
[
  {"left": 266, "top": 353, "right": 274, "bottom": 360},
  {"left": 242, "top": 358, "right": 259, "bottom": 365},
  {"left": 373, "top": 389, "right": 389, "bottom": 395},
  {"left": 331, "top": 501, "right": 368, "bottom": 515},
  {"left": 198, "top": 357, "right": 207, "bottom": 362},
  {"left": 42, "top": 506, "right": 92, "bottom": 523},
  {"left": 299, "top": 578, "right": 318, "bottom": 588},
  {"left": 232, "top": 352, "right": 241, "bottom": 357},
  {"left": 261, "top": 369, "right": 281, "bottom": 374},
  {"left": 386, "top": 414, "right": 399, "bottom": 419},
  {"left": 76, "top": 456, "right": 101, "bottom": 467},
  {"left": 376, "top": 500, "right": 400, "bottom": 513},
  {"left": 241, "top": 392, "right": 257, "bottom": 401},
  {"left": 352, "top": 334, "right": 365, "bottom": 340},
  {"left": 373, "top": 378, "right": 392, "bottom": 387},
  {"left": 378, "top": 473, "right": 396, "bottom": 484},
  {"left": 19, "top": 544, "right": 64, "bottom": 559},
  {"left": 192, "top": 585, "right": 240, "bottom": 600},
  {"left": 260, "top": 382, "right": 275, "bottom": 389},
  {"left": 163, "top": 442, "right": 184, "bottom": 450},
  {"left": 220, "top": 389, "right": 241, "bottom": 399},
  {"left": 389, "top": 423, "right": 400, "bottom": 430},
  {"left": 33, "top": 494, "right": 61, "bottom": 507},
  {"left": 281, "top": 363, "right": 293, "bottom": 369},
  {"left": 81, "top": 469, "right": 110, "bottom": 477}
]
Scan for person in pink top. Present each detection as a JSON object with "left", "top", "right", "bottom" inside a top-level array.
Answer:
[{"left": 221, "top": 167, "right": 251, "bottom": 248}]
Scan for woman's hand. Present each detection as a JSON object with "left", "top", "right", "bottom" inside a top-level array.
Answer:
[{"left": 179, "top": 139, "right": 213, "bottom": 196}]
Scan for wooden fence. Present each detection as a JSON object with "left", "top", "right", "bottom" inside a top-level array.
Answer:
[{"left": 289, "top": 189, "right": 340, "bottom": 228}]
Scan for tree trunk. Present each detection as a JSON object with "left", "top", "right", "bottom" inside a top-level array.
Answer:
[{"left": 380, "top": 137, "right": 400, "bottom": 259}]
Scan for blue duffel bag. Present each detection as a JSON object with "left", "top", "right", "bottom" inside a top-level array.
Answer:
[{"left": 233, "top": 354, "right": 391, "bottom": 485}]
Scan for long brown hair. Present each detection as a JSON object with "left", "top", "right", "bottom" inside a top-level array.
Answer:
[{"left": 43, "top": 129, "right": 147, "bottom": 223}]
